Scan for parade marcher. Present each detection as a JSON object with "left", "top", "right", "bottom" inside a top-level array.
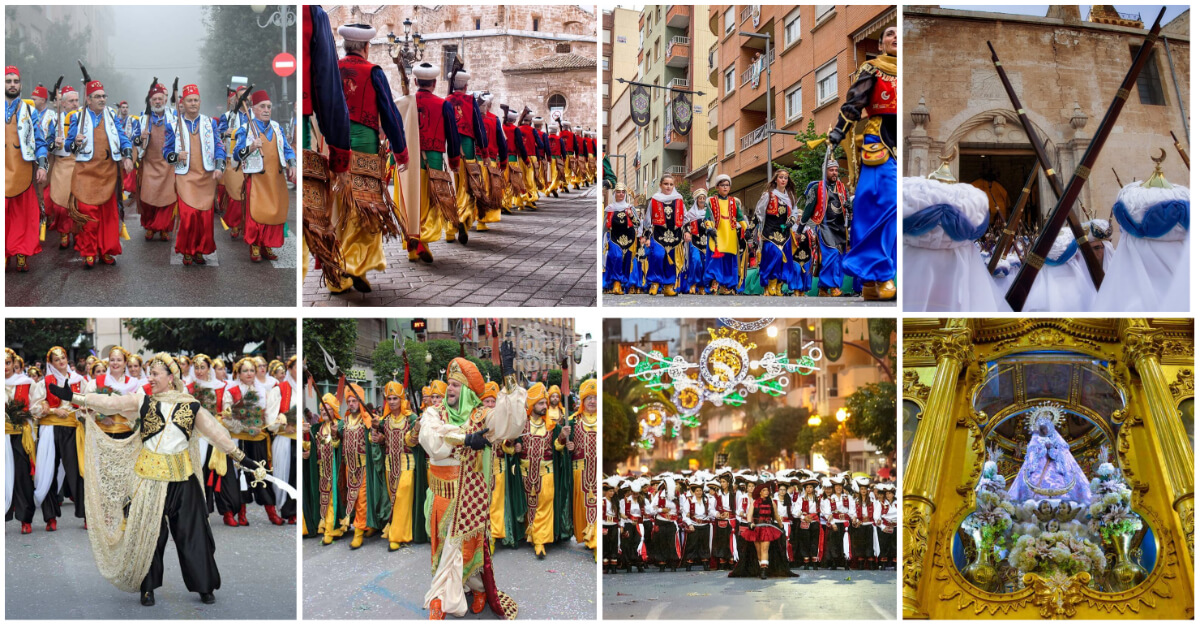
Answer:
[
  {"left": 476, "top": 94, "right": 506, "bottom": 230},
  {"left": 849, "top": 476, "right": 880, "bottom": 569},
  {"left": 703, "top": 174, "right": 747, "bottom": 295},
  {"left": 5, "top": 348, "right": 45, "bottom": 534},
  {"left": 650, "top": 475, "right": 682, "bottom": 571},
  {"left": 1023, "top": 225, "right": 1098, "bottom": 312},
  {"left": 337, "top": 382, "right": 387, "bottom": 548},
  {"left": 619, "top": 479, "right": 650, "bottom": 572},
  {"left": 517, "top": 110, "right": 542, "bottom": 209},
  {"left": 643, "top": 174, "right": 686, "bottom": 296},
  {"left": 680, "top": 479, "right": 713, "bottom": 571},
  {"left": 46, "top": 353, "right": 270, "bottom": 606},
  {"left": 418, "top": 358, "right": 526, "bottom": 619},
  {"left": 827, "top": 26, "right": 898, "bottom": 300},
  {"left": 31, "top": 346, "right": 87, "bottom": 531},
  {"left": 545, "top": 120, "right": 565, "bottom": 197},
  {"left": 756, "top": 169, "right": 800, "bottom": 296},
  {"left": 559, "top": 118, "right": 578, "bottom": 191},
  {"left": 603, "top": 183, "right": 638, "bottom": 294},
  {"left": 65, "top": 76, "right": 134, "bottom": 268},
  {"left": 877, "top": 484, "right": 898, "bottom": 570},
  {"left": 5, "top": 66, "right": 49, "bottom": 272},
  {"left": 134, "top": 83, "right": 178, "bottom": 242},
  {"left": 164, "top": 84, "right": 226, "bottom": 265},
  {"left": 545, "top": 384, "right": 566, "bottom": 432},
  {"left": 332, "top": 23, "right": 408, "bottom": 293},
  {"left": 271, "top": 359, "right": 299, "bottom": 525},
  {"left": 312, "top": 393, "right": 347, "bottom": 545},
  {"left": 500, "top": 106, "right": 529, "bottom": 213},
  {"left": 44, "top": 85, "right": 80, "bottom": 250},
  {"left": 790, "top": 474, "right": 822, "bottom": 569},
  {"left": 557, "top": 379, "right": 597, "bottom": 551},
  {"left": 227, "top": 357, "right": 284, "bottom": 526},
  {"left": 412, "top": 62, "right": 462, "bottom": 257},
  {"left": 376, "top": 380, "right": 429, "bottom": 550},
  {"left": 710, "top": 472, "right": 737, "bottom": 570},
  {"left": 801, "top": 160, "right": 852, "bottom": 297},
  {"left": 446, "top": 70, "right": 488, "bottom": 239},
  {"left": 514, "top": 383, "right": 560, "bottom": 558},
  {"left": 218, "top": 86, "right": 250, "bottom": 240},
  {"left": 820, "top": 476, "right": 852, "bottom": 570},
  {"left": 601, "top": 477, "right": 621, "bottom": 572},
  {"left": 729, "top": 478, "right": 794, "bottom": 579},
  {"left": 233, "top": 90, "right": 296, "bottom": 263},
  {"left": 682, "top": 189, "right": 710, "bottom": 295},
  {"left": 83, "top": 347, "right": 141, "bottom": 440},
  {"left": 190, "top": 354, "right": 239, "bottom": 526},
  {"left": 487, "top": 380, "right": 525, "bottom": 549}
]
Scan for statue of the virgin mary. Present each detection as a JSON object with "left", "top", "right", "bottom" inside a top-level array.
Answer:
[{"left": 1007, "top": 404, "right": 1092, "bottom": 505}]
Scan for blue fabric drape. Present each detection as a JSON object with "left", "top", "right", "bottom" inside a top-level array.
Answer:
[
  {"left": 903, "top": 204, "right": 989, "bottom": 241},
  {"left": 1112, "top": 198, "right": 1189, "bottom": 239}
]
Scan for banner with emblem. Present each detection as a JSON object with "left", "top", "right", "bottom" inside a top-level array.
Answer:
[
  {"left": 630, "top": 84, "right": 651, "bottom": 127},
  {"left": 670, "top": 90, "right": 693, "bottom": 136},
  {"left": 822, "top": 318, "right": 844, "bottom": 362},
  {"left": 868, "top": 318, "right": 895, "bottom": 358}
]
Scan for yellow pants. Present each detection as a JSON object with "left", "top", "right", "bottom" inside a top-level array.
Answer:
[
  {"left": 573, "top": 467, "right": 596, "bottom": 549},
  {"left": 490, "top": 459, "right": 506, "bottom": 539},
  {"left": 503, "top": 163, "right": 523, "bottom": 210},
  {"left": 386, "top": 468, "right": 415, "bottom": 544},
  {"left": 326, "top": 211, "right": 385, "bottom": 292},
  {"left": 455, "top": 158, "right": 479, "bottom": 228},
  {"left": 477, "top": 160, "right": 501, "bottom": 226},
  {"left": 320, "top": 501, "right": 345, "bottom": 537},
  {"left": 527, "top": 467, "right": 555, "bottom": 546},
  {"left": 523, "top": 158, "right": 540, "bottom": 206},
  {"left": 418, "top": 167, "right": 447, "bottom": 243}
]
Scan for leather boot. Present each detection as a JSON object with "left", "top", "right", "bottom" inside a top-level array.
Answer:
[
  {"left": 237, "top": 505, "right": 249, "bottom": 526},
  {"left": 265, "top": 504, "right": 284, "bottom": 526},
  {"left": 223, "top": 512, "right": 238, "bottom": 527}
]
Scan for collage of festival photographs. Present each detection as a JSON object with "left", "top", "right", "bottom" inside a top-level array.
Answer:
[{"left": 0, "top": 1, "right": 1195, "bottom": 627}]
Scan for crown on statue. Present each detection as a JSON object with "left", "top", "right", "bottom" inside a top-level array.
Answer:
[{"left": 1024, "top": 403, "right": 1066, "bottom": 434}]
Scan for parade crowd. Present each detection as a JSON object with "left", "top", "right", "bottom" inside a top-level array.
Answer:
[
  {"left": 302, "top": 365, "right": 597, "bottom": 619},
  {"left": 5, "top": 65, "right": 296, "bottom": 272},
  {"left": 602, "top": 469, "right": 897, "bottom": 579},
  {"left": 303, "top": 12, "right": 598, "bottom": 296}
]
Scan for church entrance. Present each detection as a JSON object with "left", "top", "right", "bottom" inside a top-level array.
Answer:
[{"left": 957, "top": 147, "right": 1042, "bottom": 238}]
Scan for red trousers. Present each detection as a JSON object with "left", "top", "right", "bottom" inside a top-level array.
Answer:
[
  {"left": 221, "top": 186, "right": 245, "bottom": 230},
  {"left": 5, "top": 186, "right": 42, "bottom": 257},
  {"left": 122, "top": 169, "right": 138, "bottom": 194},
  {"left": 139, "top": 202, "right": 175, "bottom": 232},
  {"left": 175, "top": 199, "right": 216, "bottom": 256},
  {"left": 244, "top": 214, "right": 284, "bottom": 248},
  {"left": 74, "top": 195, "right": 123, "bottom": 258},
  {"left": 43, "top": 188, "right": 74, "bottom": 234}
]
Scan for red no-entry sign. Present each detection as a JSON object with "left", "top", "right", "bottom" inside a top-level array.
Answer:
[{"left": 273, "top": 53, "right": 297, "bottom": 77}]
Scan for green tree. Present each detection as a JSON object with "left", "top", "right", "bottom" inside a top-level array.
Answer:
[
  {"left": 200, "top": 5, "right": 297, "bottom": 114},
  {"left": 124, "top": 318, "right": 294, "bottom": 358},
  {"left": 4, "top": 8, "right": 127, "bottom": 102},
  {"left": 303, "top": 319, "right": 356, "bottom": 382},
  {"left": 793, "top": 415, "right": 837, "bottom": 461},
  {"left": 774, "top": 119, "right": 846, "bottom": 194},
  {"left": 602, "top": 393, "right": 636, "bottom": 472},
  {"left": 4, "top": 319, "right": 90, "bottom": 367},
  {"left": 846, "top": 381, "right": 898, "bottom": 456},
  {"left": 724, "top": 437, "right": 749, "bottom": 469}
]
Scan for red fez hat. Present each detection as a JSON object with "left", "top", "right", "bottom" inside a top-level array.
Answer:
[
  {"left": 117, "top": 100, "right": 128, "bottom": 107},
  {"left": 4, "top": 66, "right": 19, "bottom": 77},
  {"left": 60, "top": 85, "right": 77, "bottom": 96},
  {"left": 250, "top": 90, "right": 270, "bottom": 106},
  {"left": 182, "top": 84, "right": 199, "bottom": 99},
  {"left": 86, "top": 80, "right": 104, "bottom": 96},
  {"left": 32, "top": 85, "right": 48, "bottom": 99},
  {"left": 149, "top": 83, "right": 166, "bottom": 97}
]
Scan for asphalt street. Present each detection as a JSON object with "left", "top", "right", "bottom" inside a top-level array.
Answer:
[
  {"left": 303, "top": 184, "right": 598, "bottom": 307},
  {"left": 5, "top": 192, "right": 297, "bottom": 307},
  {"left": 603, "top": 567, "right": 897, "bottom": 619},
  {"left": 5, "top": 502, "right": 297, "bottom": 619},
  {"left": 302, "top": 533, "right": 597, "bottom": 619}
]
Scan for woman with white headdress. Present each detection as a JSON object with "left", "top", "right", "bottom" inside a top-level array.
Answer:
[
  {"left": 45, "top": 353, "right": 269, "bottom": 606},
  {"left": 681, "top": 189, "right": 710, "bottom": 294},
  {"left": 1022, "top": 225, "right": 1098, "bottom": 312},
  {"left": 820, "top": 474, "right": 853, "bottom": 570},
  {"left": 190, "top": 354, "right": 239, "bottom": 527},
  {"left": 83, "top": 347, "right": 143, "bottom": 440},
  {"left": 649, "top": 474, "right": 682, "bottom": 569},
  {"left": 1093, "top": 164, "right": 1189, "bottom": 311},
  {"left": 642, "top": 175, "right": 687, "bottom": 296},
  {"left": 903, "top": 171, "right": 1005, "bottom": 311},
  {"left": 6, "top": 347, "right": 46, "bottom": 535},
  {"left": 603, "top": 183, "right": 639, "bottom": 295},
  {"left": 601, "top": 477, "right": 621, "bottom": 572},
  {"left": 32, "top": 346, "right": 88, "bottom": 531},
  {"left": 755, "top": 169, "right": 800, "bottom": 296},
  {"left": 877, "top": 483, "right": 899, "bottom": 570},
  {"left": 228, "top": 356, "right": 283, "bottom": 526}
]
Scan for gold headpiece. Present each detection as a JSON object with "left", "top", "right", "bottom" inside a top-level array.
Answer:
[
  {"left": 109, "top": 345, "right": 130, "bottom": 362},
  {"left": 46, "top": 346, "right": 69, "bottom": 364},
  {"left": 1025, "top": 403, "right": 1065, "bottom": 434},
  {"left": 192, "top": 354, "right": 211, "bottom": 369}
]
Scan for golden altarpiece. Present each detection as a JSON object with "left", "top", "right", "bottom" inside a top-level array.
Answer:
[{"left": 902, "top": 318, "right": 1193, "bottom": 619}]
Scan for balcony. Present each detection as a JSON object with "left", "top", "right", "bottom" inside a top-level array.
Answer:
[
  {"left": 666, "top": 4, "right": 690, "bottom": 29},
  {"left": 739, "top": 6, "right": 753, "bottom": 23},
  {"left": 707, "top": 42, "right": 719, "bottom": 84},
  {"left": 708, "top": 99, "right": 719, "bottom": 137},
  {"left": 739, "top": 118, "right": 775, "bottom": 152},
  {"left": 664, "top": 127, "right": 689, "bottom": 150},
  {"left": 738, "top": 49, "right": 776, "bottom": 86},
  {"left": 666, "top": 35, "right": 690, "bottom": 68},
  {"left": 665, "top": 165, "right": 689, "bottom": 177}
]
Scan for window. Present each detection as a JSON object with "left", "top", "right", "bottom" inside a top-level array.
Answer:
[
  {"left": 724, "top": 126, "right": 735, "bottom": 156},
  {"left": 603, "top": 29, "right": 612, "bottom": 44},
  {"left": 785, "top": 83, "right": 803, "bottom": 122},
  {"left": 602, "top": 57, "right": 610, "bottom": 71},
  {"left": 603, "top": 111, "right": 609, "bottom": 125},
  {"left": 784, "top": 8, "right": 802, "bottom": 46},
  {"left": 532, "top": 17, "right": 540, "bottom": 31},
  {"left": 1133, "top": 47, "right": 1166, "bottom": 105},
  {"left": 441, "top": 45, "right": 458, "bottom": 80},
  {"left": 475, "top": 18, "right": 481, "bottom": 30},
  {"left": 548, "top": 94, "right": 567, "bottom": 115},
  {"left": 724, "top": 7, "right": 734, "bottom": 34},
  {"left": 603, "top": 83, "right": 609, "bottom": 98},
  {"left": 724, "top": 64, "right": 736, "bottom": 95},
  {"left": 652, "top": 117, "right": 659, "bottom": 141},
  {"left": 816, "top": 5, "right": 835, "bottom": 21},
  {"left": 816, "top": 59, "right": 838, "bottom": 105}
]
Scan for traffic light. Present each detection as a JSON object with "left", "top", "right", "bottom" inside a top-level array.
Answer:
[{"left": 788, "top": 326, "right": 803, "bottom": 359}]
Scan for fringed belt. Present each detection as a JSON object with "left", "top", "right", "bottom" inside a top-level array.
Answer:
[
  {"left": 429, "top": 473, "right": 459, "bottom": 501},
  {"left": 135, "top": 449, "right": 193, "bottom": 482}
]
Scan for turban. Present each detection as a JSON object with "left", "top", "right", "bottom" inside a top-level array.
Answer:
[
  {"left": 482, "top": 381, "right": 500, "bottom": 400},
  {"left": 446, "top": 357, "right": 485, "bottom": 396},
  {"left": 578, "top": 378, "right": 596, "bottom": 401},
  {"left": 384, "top": 381, "right": 404, "bottom": 398},
  {"left": 430, "top": 380, "right": 448, "bottom": 396},
  {"left": 525, "top": 382, "right": 547, "bottom": 415},
  {"left": 319, "top": 393, "right": 341, "bottom": 419}
]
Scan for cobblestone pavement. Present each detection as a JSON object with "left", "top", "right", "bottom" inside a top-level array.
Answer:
[
  {"left": 303, "top": 184, "right": 598, "bottom": 307},
  {"left": 603, "top": 566, "right": 896, "bottom": 619},
  {"left": 5, "top": 194, "right": 297, "bottom": 307}
]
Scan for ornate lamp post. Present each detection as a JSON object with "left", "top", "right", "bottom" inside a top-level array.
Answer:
[
  {"left": 387, "top": 18, "right": 426, "bottom": 72},
  {"left": 251, "top": 5, "right": 296, "bottom": 107}
]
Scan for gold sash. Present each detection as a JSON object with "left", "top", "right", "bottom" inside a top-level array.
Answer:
[{"left": 134, "top": 449, "right": 193, "bottom": 482}]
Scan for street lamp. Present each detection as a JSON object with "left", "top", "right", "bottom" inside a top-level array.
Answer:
[
  {"left": 836, "top": 407, "right": 850, "bottom": 471},
  {"left": 767, "top": 325, "right": 778, "bottom": 338},
  {"left": 807, "top": 414, "right": 821, "bottom": 426},
  {"left": 252, "top": 5, "right": 296, "bottom": 109},
  {"left": 387, "top": 17, "right": 425, "bottom": 74}
]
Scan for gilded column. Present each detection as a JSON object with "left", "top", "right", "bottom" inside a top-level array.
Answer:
[
  {"left": 1120, "top": 320, "right": 1194, "bottom": 572},
  {"left": 903, "top": 320, "right": 972, "bottom": 619}
]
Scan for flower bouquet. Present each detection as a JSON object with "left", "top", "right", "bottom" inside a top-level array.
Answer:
[
  {"left": 1010, "top": 530, "right": 1105, "bottom": 585},
  {"left": 1086, "top": 461, "right": 1147, "bottom": 591}
]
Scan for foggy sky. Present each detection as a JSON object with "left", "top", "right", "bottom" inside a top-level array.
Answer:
[{"left": 106, "top": 5, "right": 206, "bottom": 81}]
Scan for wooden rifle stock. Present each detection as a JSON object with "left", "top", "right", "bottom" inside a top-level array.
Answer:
[{"left": 987, "top": 163, "right": 1037, "bottom": 274}]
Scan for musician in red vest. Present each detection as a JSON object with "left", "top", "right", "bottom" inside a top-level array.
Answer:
[
  {"left": 5, "top": 347, "right": 45, "bottom": 534},
  {"left": 411, "top": 62, "right": 461, "bottom": 260},
  {"left": 332, "top": 23, "right": 409, "bottom": 294},
  {"left": 32, "top": 346, "right": 87, "bottom": 531},
  {"left": 445, "top": 71, "right": 489, "bottom": 240}
]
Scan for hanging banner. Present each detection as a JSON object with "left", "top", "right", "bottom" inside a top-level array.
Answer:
[
  {"left": 822, "top": 318, "right": 844, "bottom": 362},
  {"left": 630, "top": 84, "right": 651, "bottom": 127},
  {"left": 671, "top": 90, "right": 693, "bottom": 136},
  {"left": 868, "top": 318, "right": 895, "bottom": 358}
]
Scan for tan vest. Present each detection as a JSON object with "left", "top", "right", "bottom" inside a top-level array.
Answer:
[
  {"left": 248, "top": 134, "right": 287, "bottom": 225},
  {"left": 71, "top": 118, "right": 118, "bottom": 205},
  {"left": 138, "top": 121, "right": 176, "bottom": 207},
  {"left": 177, "top": 126, "right": 217, "bottom": 210},
  {"left": 5, "top": 115, "right": 33, "bottom": 198}
]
